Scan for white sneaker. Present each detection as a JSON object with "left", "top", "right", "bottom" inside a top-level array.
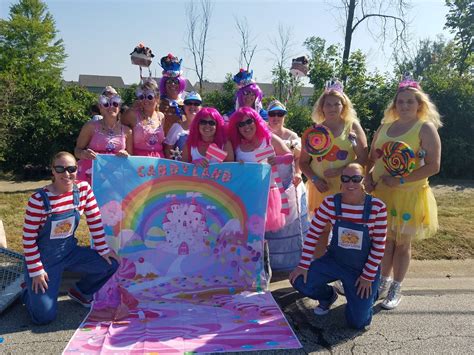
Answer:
[
  {"left": 314, "top": 286, "right": 338, "bottom": 316},
  {"left": 381, "top": 282, "right": 402, "bottom": 310},
  {"left": 333, "top": 280, "right": 345, "bottom": 296},
  {"left": 378, "top": 277, "right": 392, "bottom": 300}
]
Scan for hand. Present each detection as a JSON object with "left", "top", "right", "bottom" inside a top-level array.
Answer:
[
  {"left": 238, "top": 159, "right": 245, "bottom": 165},
  {"left": 323, "top": 167, "right": 341, "bottom": 178},
  {"left": 82, "top": 148, "right": 97, "bottom": 160},
  {"left": 32, "top": 272, "right": 49, "bottom": 294},
  {"left": 194, "top": 158, "right": 209, "bottom": 168},
  {"left": 289, "top": 266, "right": 308, "bottom": 284},
  {"left": 355, "top": 276, "right": 372, "bottom": 299},
  {"left": 267, "top": 156, "right": 277, "bottom": 166},
  {"left": 380, "top": 175, "right": 400, "bottom": 187},
  {"left": 293, "top": 174, "right": 302, "bottom": 186},
  {"left": 312, "top": 178, "right": 329, "bottom": 193},
  {"left": 102, "top": 250, "right": 121, "bottom": 264},
  {"left": 115, "top": 150, "right": 129, "bottom": 157}
]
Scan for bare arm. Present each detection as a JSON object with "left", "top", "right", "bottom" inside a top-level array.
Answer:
[
  {"left": 74, "top": 122, "right": 96, "bottom": 160},
  {"left": 271, "top": 134, "right": 292, "bottom": 156},
  {"left": 224, "top": 141, "right": 235, "bottom": 162}
]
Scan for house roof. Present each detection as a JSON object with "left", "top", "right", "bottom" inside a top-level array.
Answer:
[
  {"left": 78, "top": 75, "right": 126, "bottom": 89},
  {"left": 196, "top": 81, "right": 314, "bottom": 97}
]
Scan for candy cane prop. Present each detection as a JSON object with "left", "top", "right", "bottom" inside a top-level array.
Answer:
[
  {"left": 255, "top": 146, "right": 289, "bottom": 215},
  {"left": 206, "top": 143, "right": 228, "bottom": 163}
]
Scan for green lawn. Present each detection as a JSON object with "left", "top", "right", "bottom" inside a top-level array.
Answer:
[{"left": 1, "top": 184, "right": 473, "bottom": 259}]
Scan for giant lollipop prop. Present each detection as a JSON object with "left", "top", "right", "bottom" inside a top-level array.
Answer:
[
  {"left": 382, "top": 141, "right": 416, "bottom": 177},
  {"left": 302, "top": 125, "right": 334, "bottom": 157}
]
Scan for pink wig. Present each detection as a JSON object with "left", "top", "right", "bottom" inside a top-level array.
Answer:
[
  {"left": 159, "top": 76, "right": 187, "bottom": 98},
  {"left": 228, "top": 107, "right": 271, "bottom": 149},
  {"left": 187, "top": 107, "right": 227, "bottom": 150},
  {"left": 236, "top": 83, "right": 263, "bottom": 108}
]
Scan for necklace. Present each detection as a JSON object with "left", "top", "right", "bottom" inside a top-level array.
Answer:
[{"left": 102, "top": 119, "right": 119, "bottom": 136}]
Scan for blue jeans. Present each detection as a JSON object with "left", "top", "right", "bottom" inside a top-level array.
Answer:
[
  {"left": 22, "top": 246, "right": 118, "bottom": 325},
  {"left": 292, "top": 254, "right": 380, "bottom": 329}
]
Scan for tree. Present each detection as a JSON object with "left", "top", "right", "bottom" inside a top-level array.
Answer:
[
  {"left": 269, "top": 24, "right": 294, "bottom": 102},
  {"left": 201, "top": 73, "right": 236, "bottom": 114},
  {"left": 444, "top": 0, "right": 473, "bottom": 75},
  {"left": 336, "top": 0, "right": 409, "bottom": 82},
  {"left": 0, "top": 0, "right": 66, "bottom": 82},
  {"left": 186, "top": 0, "right": 213, "bottom": 94},
  {"left": 235, "top": 17, "right": 257, "bottom": 71}
]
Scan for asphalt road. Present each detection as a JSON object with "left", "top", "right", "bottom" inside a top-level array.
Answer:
[{"left": 1, "top": 260, "right": 473, "bottom": 354}]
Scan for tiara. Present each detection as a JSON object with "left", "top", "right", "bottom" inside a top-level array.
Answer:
[
  {"left": 233, "top": 69, "right": 255, "bottom": 88},
  {"left": 398, "top": 72, "right": 421, "bottom": 90},
  {"left": 160, "top": 53, "right": 183, "bottom": 77},
  {"left": 324, "top": 79, "right": 344, "bottom": 93}
]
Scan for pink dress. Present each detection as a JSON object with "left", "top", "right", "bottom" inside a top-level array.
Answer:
[
  {"left": 132, "top": 110, "right": 165, "bottom": 157},
  {"left": 236, "top": 141, "right": 285, "bottom": 232},
  {"left": 77, "top": 121, "right": 127, "bottom": 185}
]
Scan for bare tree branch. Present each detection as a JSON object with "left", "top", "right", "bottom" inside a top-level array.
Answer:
[
  {"left": 235, "top": 17, "right": 257, "bottom": 71},
  {"left": 186, "top": 0, "right": 213, "bottom": 93}
]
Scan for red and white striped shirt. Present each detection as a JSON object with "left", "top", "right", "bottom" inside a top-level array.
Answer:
[
  {"left": 22, "top": 180, "right": 110, "bottom": 277},
  {"left": 299, "top": 195, "right": 387, "bottom": 281}
]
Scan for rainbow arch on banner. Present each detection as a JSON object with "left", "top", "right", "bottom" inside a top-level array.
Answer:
[{"left": 119, "top": 175, "right": 248, "bottom": 237}]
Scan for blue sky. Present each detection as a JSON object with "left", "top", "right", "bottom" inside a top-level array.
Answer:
[{"left": 1, "top": 0, "right": 451, "bottom": 86}]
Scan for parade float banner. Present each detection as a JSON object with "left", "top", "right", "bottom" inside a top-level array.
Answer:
[{"left": 64, "top": 155, "right": 301, "bottom": 354}]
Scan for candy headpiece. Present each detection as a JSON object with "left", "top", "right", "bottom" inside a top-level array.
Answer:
[
  {"left": 160, "top": 53, "right": 183, "bottom": 77},
  {"left": 398, "top": 72, "right": 421, "bottom": 91},
  {"left": 324, "top": 78, "right": 344, "bottom": 94},
  {"left": 290, "top": 55, "right": 310, "bottom": 78},
  {"left": 233, "top": 69, "right": 255, "bottom": 88}
]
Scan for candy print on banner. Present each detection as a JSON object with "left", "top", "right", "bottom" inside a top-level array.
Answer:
[{"left": 64, "top": 155, "right": 301, "bottom": 354}]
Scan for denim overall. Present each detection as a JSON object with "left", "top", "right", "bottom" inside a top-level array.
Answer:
[
  {"left": 293, "top": 193, "right": 380, "bottom": 329},
  {"left": 22, "top": 185, "right": 118, "bottom": 325}
]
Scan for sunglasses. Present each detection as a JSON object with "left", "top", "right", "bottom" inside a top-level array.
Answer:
[
  {"left": 340, "top": 175, "right": 364, "bottom": 183},
  {"left": 268, "top": 111, "right": 286, "bottom": 117},
  {"left": 238, "top": 118, "right": 255, "bottom": 128},
  {"left": 242, "top": 90, "right": 255, "bottom": 96},
  {"left": 136, "top": 90, "right": 156, "bottom": 101},
  {"left": 167, "top": 78, "right": 180, "bottom": 85},
  {"left": 199, "top": 119, "right": 216, "bottom": 126},
  {"left": 185, "top": 101, "right": 201, "bottom": 107},
  {"left": 53, "top": 165, "right": 78, "bottom": 174},
  {"left": 99, "top": 95, "right": 121, "bottom": 108}
]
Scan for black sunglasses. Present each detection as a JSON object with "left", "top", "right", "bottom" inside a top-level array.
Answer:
[
  {"left": 167, "top": 78, "right": 180, "bottom": 85},
  {"left": 199, "top": 119, "right": 216, "bottom": 126},
  {"left": 238, "top": 118, "right": 254, "bottom": 128},
  {"left": 185, "top": 101, "right": 201, "bottom": 106},
  {"left": 340, "top": 175, "right": 364, "bottom": 183},
  {"left": 269, "top": 111, "right": 286, "bottom": 117},
  {"left": 53, "top": 165, "right": 78, "bottom": 174}
]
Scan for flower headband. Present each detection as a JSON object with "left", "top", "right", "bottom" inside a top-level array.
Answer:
[
  {"left": 324, "top": 79, "right": 344, "bottom": 94},
  {"left": 398, "top": 73, "right": 421, "bottom": 90}
]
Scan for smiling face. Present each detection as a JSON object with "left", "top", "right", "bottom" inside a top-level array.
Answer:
[
  {"left": 340, "top": 164, "right": 365, "bottom": 197},
  {"left": 184, "top": 101, "right": 201, "bottom": 119},
  {"left": 268, "top": 111, "right": 286, "bottom": 129},
  {"left": 242, "top": 90, "right": 256, "bottom": 107},
  {"left": 99, "top": 94, "right": 121, "bottom": 119},
  {"left": 51, "top": 154, "right": 77, "bottom": 193},
  {"left": 395, "top": 90, "right": 419, "bottom": 120},
  {"left": 198, "top": 116, "right": 217, "bottom": 141},
  {"left": 165, "top": 78, "right": 180, "bottom": 99},
  {"left": 237, "top": 115, "right": 256, "bottom": 141},
  {"left": 322, "top": 95, "right": 343, "bottom": 121}
]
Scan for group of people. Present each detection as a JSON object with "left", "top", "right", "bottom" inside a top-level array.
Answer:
[{"left": 21, "top": 54, "right": 442, "bottom": 333}]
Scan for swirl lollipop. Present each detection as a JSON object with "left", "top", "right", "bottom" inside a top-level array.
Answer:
[
  {"left": 302, "top": 125, "right": 334, "bottom": 157},
  {"left": 382, "top": 141, "right": 416, "bottom": 177}
]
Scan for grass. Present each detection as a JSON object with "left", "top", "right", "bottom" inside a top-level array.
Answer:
[{"left": 1, "top": 184, "right": 473, "bottom": 260}]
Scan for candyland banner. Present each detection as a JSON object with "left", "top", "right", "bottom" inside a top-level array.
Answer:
[{"left": 64, "top": 155, "right": 301, "bottom": 354}]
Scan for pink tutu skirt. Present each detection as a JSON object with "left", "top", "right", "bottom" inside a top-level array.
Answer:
[{"left": 265, "top": 186, "right": 286, "bottom": 232}]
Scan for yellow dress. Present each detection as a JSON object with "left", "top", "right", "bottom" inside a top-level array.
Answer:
[
  {"left": 306, "top": 123, "right": 356, "bottom": 214},
  {"left": 372, "top": 120, "right": 438, "bottom": 243}
]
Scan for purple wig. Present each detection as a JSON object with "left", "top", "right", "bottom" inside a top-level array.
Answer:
[
  {"left": 236, "top": 83, "right": 263, "bottom": 108},
  {"left": 159, "top": 76, "right": 187, "bottom": 99},
  {"left": 187, "top": 107, "right": 227, "bottom": 151},
  {"left": 228, "top": 107, "right": 271, "bottom": 150}
]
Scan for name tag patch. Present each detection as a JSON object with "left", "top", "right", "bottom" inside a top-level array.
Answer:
[
  {"left": 337, "top": 227, "right": 363, "bottom": 250},
  {"left": 50, "top": 216, "right": 75, "bottom": 239}
]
